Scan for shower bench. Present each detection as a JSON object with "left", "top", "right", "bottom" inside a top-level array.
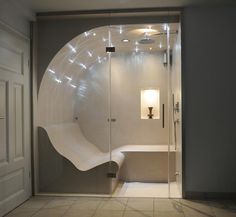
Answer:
[
  {"left": 39, "top": 123, "right": 176, "bottom": 194},
  {"left": 117, "top": 145, "right": 176, "bottom": 183}
]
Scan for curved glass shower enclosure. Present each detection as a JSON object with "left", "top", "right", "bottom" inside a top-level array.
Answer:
[{"left": 36, "top": 21, "right": 182, "bottom": 198}]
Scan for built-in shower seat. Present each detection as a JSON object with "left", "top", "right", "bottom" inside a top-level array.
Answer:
[
  {"left": 40, "top": 122, "right": 176, "bottom": 193},
  {"left": 43, "top": 122, "right": 125, "bottom": 171}
]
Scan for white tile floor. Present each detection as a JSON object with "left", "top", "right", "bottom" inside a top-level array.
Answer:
[
  {"left": 113, "top": 182, "right": 181, "bottom": 198},
  {"left": 5, "top": 196, "right": 236, "bottom": 217}
]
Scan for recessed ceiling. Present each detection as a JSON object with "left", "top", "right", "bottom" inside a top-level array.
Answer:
[{"left": 20, "top": 0, "right": 235, "bottom": 13}]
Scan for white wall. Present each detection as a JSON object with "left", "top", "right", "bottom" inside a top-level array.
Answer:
[
  {"left": 0, "top": 0, "right": 35, "bottom": 37},
  {"left": 75, "top": 52, "right": 170, "bottom": 152}
]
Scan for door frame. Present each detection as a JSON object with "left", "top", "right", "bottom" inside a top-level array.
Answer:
[{"left": 32, "top": 9, "right": 184, "bottom": 198}]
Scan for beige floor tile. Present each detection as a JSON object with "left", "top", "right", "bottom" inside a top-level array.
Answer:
[
  {"left": 19, "top": 198, "right": 50, "bottom": 209},
  {"left": 154, "top": 211, "right": 185, "bottom": 217},
  {"left": 208, "top": 200, "right": 228, "bottom": 209},
  {"left": 183, "top": 206, "right": 215, "bottom": 217},
  {"left": 32, "top": 207, "right": 69, "bottom": 217},
  {"left": 30, "top": 196, "right": 54, "bottom": 201},
  {"left": 182, "top": 200, "right": 214, "bottom": 216},
  {"left": 63, "top": 209, "right": 95, "bottom": 217},
  {"left": 5, "top": 208, "right": 38, "bottom": 217},
  {"left": 97, "top": 199, "right": 127, "bottom": 210},
  {"left": 209, "top": 200, "right": 236, "bottom": 212},
  {"left": 126, "top": 198, "right": 154, "bottom": 211},
  {"left": 44, "top": 198, "right": 75, "bottom": 208},
  {"left": 154, "top": 199, "right": 182, "bottom": 212},
  {"left": 94, "top": 210, "right": 124, "bottom": 217},
  {"left": 76, "top": 197, "right": 104, "bottom": 202},
  {"left": 69, "top": 199, "right": 102, "bottom": 210},
  {"left": 107, "top": 197, "right": 129, "bottom": 203},
  {"left": 123, "top": 210, "right": 153, "bottom": 217},
  {"left": 212, "top": 207, "right": 236, "bottom": 217}
]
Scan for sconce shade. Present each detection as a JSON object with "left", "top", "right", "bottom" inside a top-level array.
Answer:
[{"left": 143, "top": 89, "right": 159, "bottom": 108}]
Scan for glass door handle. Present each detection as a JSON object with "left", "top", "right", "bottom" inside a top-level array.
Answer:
[
  {"left": 162, "top": 104, "right": 164, "bottom": 128},
  {"left": 107, "top": 118, "right": 116, "bottom": 122}
]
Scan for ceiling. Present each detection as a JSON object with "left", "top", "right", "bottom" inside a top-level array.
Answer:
[{"left": 20, "top": 0, "right": 235, "bottom": 13}]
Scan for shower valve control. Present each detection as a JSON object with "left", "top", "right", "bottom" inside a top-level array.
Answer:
[
  {"left": 175, "top": 172, "right": 180, "bottom": 176},
  {"left": 174, "top": 102, "right": 180, "bottom": 113}
]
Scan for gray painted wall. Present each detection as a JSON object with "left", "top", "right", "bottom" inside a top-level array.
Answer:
[
  {"left": 0, "top": 0, "right": 34, "bottom": 37},
  {"left": 183, "top": 7, "right": 236, "bottom": 194}
]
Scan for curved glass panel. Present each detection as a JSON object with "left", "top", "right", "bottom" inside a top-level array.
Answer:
[{"left": 38, "top": 26, "right": 114, "bottom": 194}]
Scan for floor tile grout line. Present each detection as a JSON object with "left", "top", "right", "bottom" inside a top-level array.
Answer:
[
  {"left": 94, "top": 197, "right": 128, "bottom": 216},
  {"left": 8, "top": 196, "right": 236, "bottom": 217},
  {"left": 29, "top": 196, "right": 54, "bottom": 217},
  {"left": 209, "top": 201, "right": 217, "bottom": 217},
  {"left": 153, "top": 197, "right": 155, "bottom": 217},
  {"left": 91, "top": 197, "right": 104, "bottom": 217},
  {"left": 60, "top": 198, "right": 78, "bottom": 217},
  {"left": 122, "top": 197, "right": 130, "bottom": 217},
  {"left": 121, "top": 197, "right": 129, "bottom": 217}
]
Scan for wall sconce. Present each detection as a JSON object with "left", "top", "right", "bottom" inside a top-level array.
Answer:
[{"left": 141, "top": 89, "right": 160, "bottom": 119}]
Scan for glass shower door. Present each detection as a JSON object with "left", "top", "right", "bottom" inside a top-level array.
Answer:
[
  {"left": 109, "top": 24, "right": 171, "bottom": 197},
  {"left": 169, "top": 22, "right": 182, "bottom": 198}
]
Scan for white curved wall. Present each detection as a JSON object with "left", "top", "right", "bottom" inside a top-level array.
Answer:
[
  {"left": 38, "top": 25, "right": 172, "bottom": 151},
  {"left": 38, "top": 26, "right": 109, "bottom": 127},
  {"left": 75, "top": 52, "right": 170, "bottom": 152}
]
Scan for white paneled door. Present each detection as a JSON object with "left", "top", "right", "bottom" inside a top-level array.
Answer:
[{"left": 0, "top": 23, "right": 31, "bottom": 216}]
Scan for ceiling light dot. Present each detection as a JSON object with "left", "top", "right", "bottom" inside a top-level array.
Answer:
[
  {"left": 122, "top": 39, "right": 130, "bottom": 43},
  {"left": 49, "top": 69, "right": 55, "bottom": 74},
  {"left": 65, "top": 76, "right": 72, "bottom": 81},
  {"left": 119, "top": 26, "right": 123, "bottom": 34},
  {"left": 88, "top": 51, "right": 93, "bottom": 57},
  {"left": 68, "top": 44, "right": 76, "bottom": 53},
  {"left": 68, "top": 59, "right": 74, "bottom": 63},
  {"left": 79, "top": 63, "right": 87, "bottom": 69},
  {"left": 55, "top": 78, "right": 62, "bottom": 83},
  {"left": 70, "top": 84, "right": 77, "bottom": 88}
]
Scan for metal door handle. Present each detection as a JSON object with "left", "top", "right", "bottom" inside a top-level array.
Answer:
[
  {"left": 0, "top": 116, "right": 5, "bottom": 119},
  {"left": 107, "top": 118, "right": 116, "bottom": 122},
  {"left": 162, "top": 104, "right": 164, "bottom": 128}
]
